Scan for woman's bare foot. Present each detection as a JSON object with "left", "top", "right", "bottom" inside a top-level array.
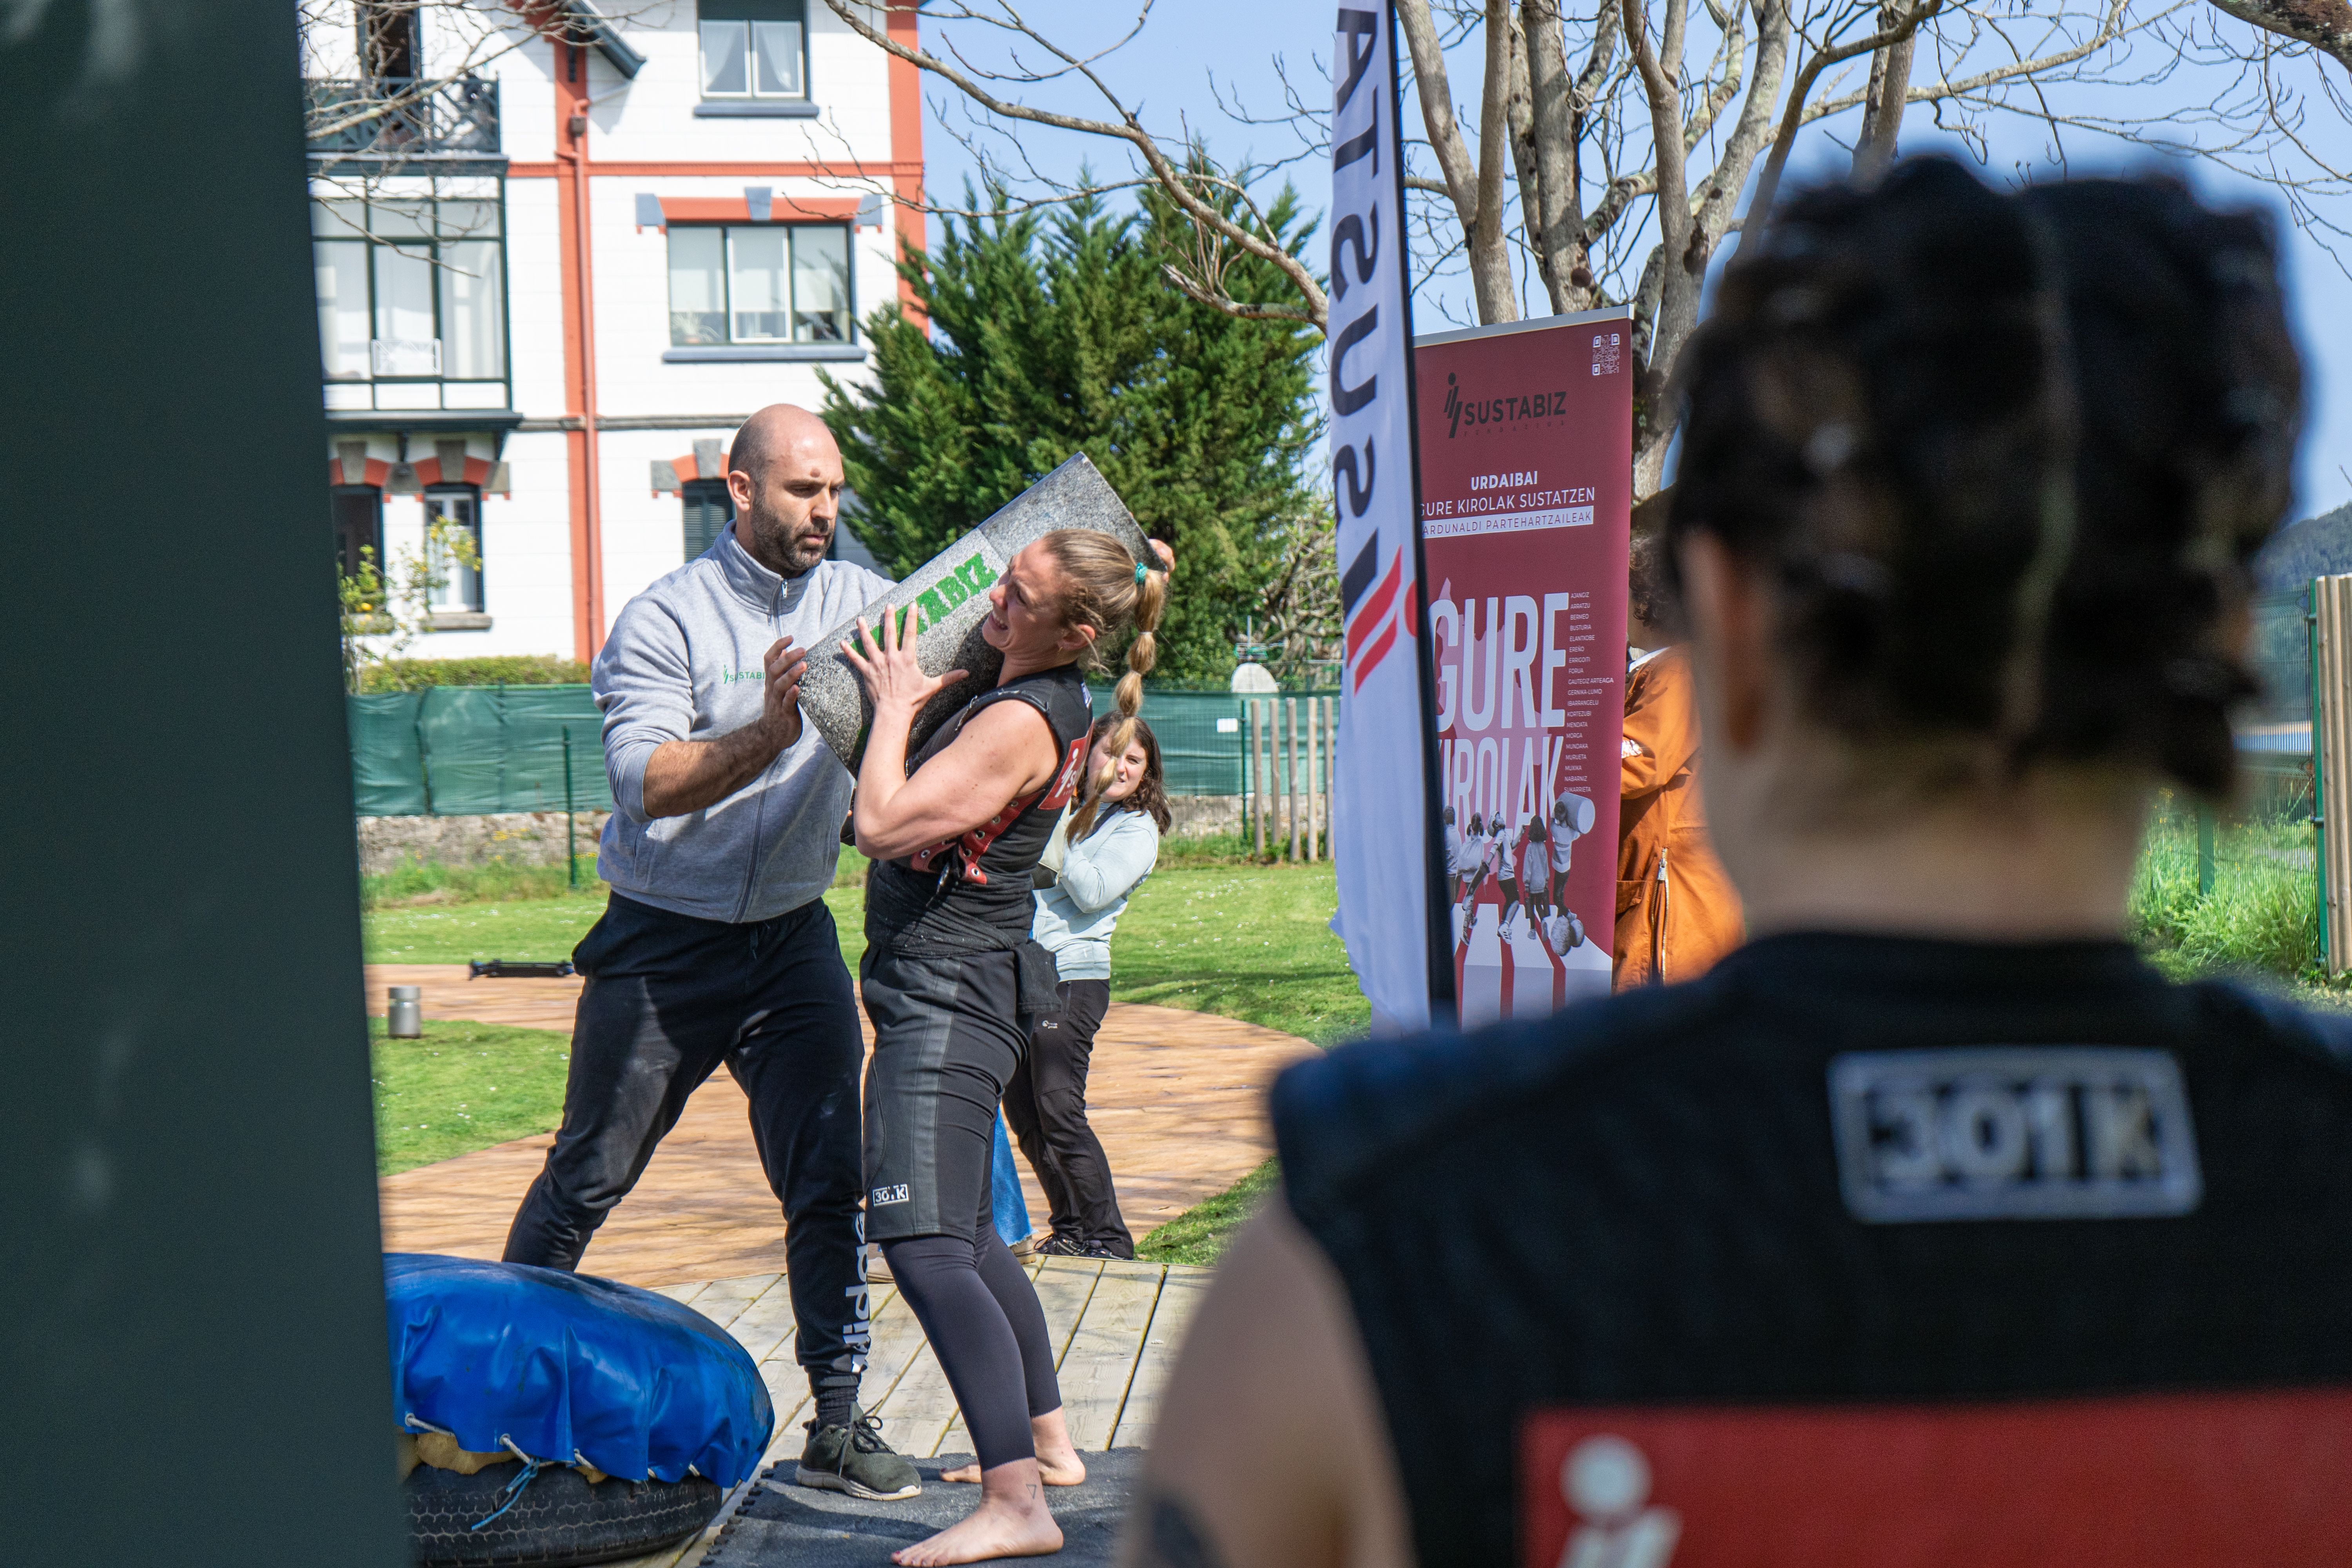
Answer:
[
  {"left": 890, "top": 1459, "right": 1062, "bottom": 1566},
  {"left": 939, "top": 1451, "right": 1083, "bottom": 1486},
  {"left": 941, "top": 1410, "right": 1086, "bottom": 1487}
]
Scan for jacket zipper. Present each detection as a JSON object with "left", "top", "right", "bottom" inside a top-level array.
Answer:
[
  {"left": 728, "top": 584, "right": 784, "bottom": 922},
  {"left": 1648, "top": 846, "right": 1670, "bottom": 984}
]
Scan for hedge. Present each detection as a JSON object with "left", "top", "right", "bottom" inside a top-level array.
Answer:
[{"left": 358, "top": 655, "right": 592, "bottom": 693}]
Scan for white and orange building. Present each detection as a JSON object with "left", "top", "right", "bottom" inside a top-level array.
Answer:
[{"left": 307, "top": 0, "right": 915, "bottom": 660}]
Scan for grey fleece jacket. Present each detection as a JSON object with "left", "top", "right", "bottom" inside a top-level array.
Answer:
[{"left": 593, "top": 528, "right": 891, "bottom": 923}]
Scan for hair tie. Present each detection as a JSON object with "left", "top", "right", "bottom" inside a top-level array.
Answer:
[{"left": 1135, "top": 562, "right": 1148, "bottom": 585}]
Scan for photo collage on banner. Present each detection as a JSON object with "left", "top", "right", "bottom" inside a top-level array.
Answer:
[{"left": 1415, "top": 310, "right": 1633, "bottom": 1026}]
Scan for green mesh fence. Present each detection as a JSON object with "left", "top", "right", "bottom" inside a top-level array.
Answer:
[
  {"left": 348, "top": 684, "right": 1337, "bottom": 816},
  {"left": 349, "top": 686, "right": 609, "bottom": 817},
  {"left": 2250, "top": 589, "right": 2310, "bottom": 725}
]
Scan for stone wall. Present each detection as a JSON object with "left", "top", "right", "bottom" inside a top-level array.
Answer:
[
  {"left": 358, "top": 811, "right": 610, "bottom": 876},
  {"left": 1166, "top": 795, "right": 1241, "bottom": 837}
]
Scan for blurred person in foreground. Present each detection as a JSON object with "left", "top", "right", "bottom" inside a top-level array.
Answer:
[
  {"left": 1121, "top": 158, "right": 2352, "bottom": 1568},
  {"left": 1615, "top": 530, "right": 1745, "bottom": 987}
]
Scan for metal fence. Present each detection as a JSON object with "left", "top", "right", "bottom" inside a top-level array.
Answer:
[{"left": 347, "top": 684, "right": 1339, "bottom": 817}]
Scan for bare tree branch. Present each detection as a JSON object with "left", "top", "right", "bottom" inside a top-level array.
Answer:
[
  {"left": 1750, "top": 0, "right": 1946, "bottom": 220},
  {"left": 820, "top": 0, "right": 1330, "bottom": 328},
  {"left": 2205, "top": 0, "right": 2352, "bottom": 71}
]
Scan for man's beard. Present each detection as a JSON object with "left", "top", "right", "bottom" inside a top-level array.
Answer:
[{"left": 744, "top": 510, "right": 830, "bottom": 575}]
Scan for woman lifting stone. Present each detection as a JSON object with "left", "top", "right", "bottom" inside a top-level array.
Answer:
[{"left": 840, "top": 527, "right": 1171, "bottom": 1566}]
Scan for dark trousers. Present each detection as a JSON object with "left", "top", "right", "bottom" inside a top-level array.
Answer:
[
  {"left": 1005, "top": 978, "right": 1132, "bottom": 1256},
  {"left": 503, "top": 893, "right": 868, "bottom": 1408}
]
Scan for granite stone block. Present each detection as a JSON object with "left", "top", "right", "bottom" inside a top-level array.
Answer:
[{"left": 800, "top": 453, "right": 1151, "bottom": 768}]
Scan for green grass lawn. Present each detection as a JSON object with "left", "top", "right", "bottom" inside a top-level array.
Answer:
[
  {"left": 360, "top": 852, "right": 1349, "bottom": 1258},
  {"left": 363, "top": 858, "right": 1369, "bottom": 1046},
  {"left": 1107, "top": 862, "right": 1369, "bottom": 1046},
  {"left": 365, "top": 891, "right": 613, "bottom": 965},
  {"left": 1136, "top": 1159, "right": 1278, "bottom": 1266},
  {"left": 371, "top": 1017, "right": 574, "bottom": 1176}
]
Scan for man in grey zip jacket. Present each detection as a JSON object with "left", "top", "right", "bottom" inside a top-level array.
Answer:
[{"left": 501, "top": 404, "right": 920, "bottom": 1501}]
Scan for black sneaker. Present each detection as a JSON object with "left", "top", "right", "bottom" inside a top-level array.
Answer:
[
  {"left": 1038, "top": 1233, "right": 1092, "bottom": 1256},
  {"left": 795, "top": 1408, "right": 920, "bottom": 1501}
]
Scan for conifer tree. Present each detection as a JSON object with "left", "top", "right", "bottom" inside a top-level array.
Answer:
[{"left": 820, "top": 180, "right": 1321, "bottom": 687}]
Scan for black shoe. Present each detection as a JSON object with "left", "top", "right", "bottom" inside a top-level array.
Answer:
[
  {"left": 795, "top": 1408, "right": 920, "bottom": 1501},
  {"left": 1038, "top": 1233, "right": 1092, "bottom": 1257}
]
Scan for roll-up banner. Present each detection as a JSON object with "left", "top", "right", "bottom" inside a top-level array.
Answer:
[
  {"left": 1329, "top": 2, "right": 1454, "bottom": 1032},
  {"left": 1415, "top": 309, "right": 1634, "bottom": 1027}
]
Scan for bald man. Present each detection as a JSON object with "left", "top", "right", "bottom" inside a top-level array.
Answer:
[{"left": 502, "top": 406, "right": 921, "bottom": 1501}]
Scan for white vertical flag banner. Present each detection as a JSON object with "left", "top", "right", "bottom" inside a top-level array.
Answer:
[{"left": 1330, "top": 3, "right": 1450, "bottom": 1031}]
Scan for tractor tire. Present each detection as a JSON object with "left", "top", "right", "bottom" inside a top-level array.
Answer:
[{"left": 406, "top": 1459, "right": 724, "bottom": 1567}]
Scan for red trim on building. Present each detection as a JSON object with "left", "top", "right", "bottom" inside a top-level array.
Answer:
[
  {"left": 507, "top": 160, "right": 917, "bottom": 179},
  {"left": 554, "top": 40, "right": 606, "bottom": 664},
  {"left": 885, "top": 3, "right": 927, "bottom": 323},
  {"left": 657, "top": 195, "right": 862, "bottom": 223},
  {"left": 329, "top": 457, "right": 394, "bottom": 488},
  {"left": 402, "top": 456, "right": 495, "bottom": 488}
]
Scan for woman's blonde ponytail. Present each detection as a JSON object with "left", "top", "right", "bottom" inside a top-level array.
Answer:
[
  {"left": 1043, "top": 528, "right": 1169, "bottom": 842},
  {"left": 1112, "top": 564, "right": 1166, "bottom": 718}
]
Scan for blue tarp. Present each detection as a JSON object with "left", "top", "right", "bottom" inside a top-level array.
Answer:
[{"left": 385, "top": 1254, "right": 772, "bottom": 1488}]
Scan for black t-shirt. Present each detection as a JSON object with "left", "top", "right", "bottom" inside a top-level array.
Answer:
[
  {"left": 864, "top": 662, "right": 1092, "bottom": 949},
  {"left": 1273, "top": 934, "right": 2352, "bottom": 1566}
]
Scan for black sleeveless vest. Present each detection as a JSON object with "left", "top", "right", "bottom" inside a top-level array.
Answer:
[
  {"left": 865, "top": 662, "right": 1092, "bottom": 948},
  {"left": 1273, "top": 934, "right": 2352, "bottom": 1567}
]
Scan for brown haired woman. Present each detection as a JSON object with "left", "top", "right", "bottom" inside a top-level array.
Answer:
[
  {"left": 1013, "top": 713, "right": 1173, "bottom": 1259},
  {"left": 838, "top": 527, "right": 1170, "bottom": 1566}
]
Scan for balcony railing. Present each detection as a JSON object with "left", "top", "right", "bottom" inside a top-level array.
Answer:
[{"left": 305, "top": 76, "right": 500, "bottom": 166}]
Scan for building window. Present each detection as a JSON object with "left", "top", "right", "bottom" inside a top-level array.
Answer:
[
  {"left": 699, "top": 0, "right": 806, "bottom": 100},
  {"left": 313, "top": 197, "right": 507, "bottom": 385},
  {"left": 332, "top": 485, "right": 385, "bottom": 580},
  {"left": 425, "top": 486, "right": 484, "bottom": 611},
  {"left": 682, "top": 478, "right": 735, "bottom": 560},
  {"left": 358, "top": 0, "right": 421, "bottom": 82},
  {"left": 668, "top": 224, "right": 850, "bottom": 347}
]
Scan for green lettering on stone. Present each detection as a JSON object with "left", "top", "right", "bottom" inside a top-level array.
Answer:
[
  {"left": 936, "top": 574, "right": 969, "bottom": 610},
  {"left": 958, "top": 554, "right": 999, "bottom": 592},
  {"left": 916, "top": 588, "right": 950, "bottom": 626}
]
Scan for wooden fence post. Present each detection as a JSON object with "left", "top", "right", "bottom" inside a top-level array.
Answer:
[
  {"left": 2316, "top": 575, "right": 2352, "bottom": 975},
  {"left": 1306, "top": 695, "right": 1321, "bottom": 862},
  {"left": 1252, "top": 699, "right": 1269, "bottom": 858},
  {"left": 1289, "top": 701, "right": 1308, "bottom": 865}
]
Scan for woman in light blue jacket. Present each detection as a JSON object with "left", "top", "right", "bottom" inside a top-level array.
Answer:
[{"left": 1008, "top": 714, "right": 1170, "bottom": 1258}]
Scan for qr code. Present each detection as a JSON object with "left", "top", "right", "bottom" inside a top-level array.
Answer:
[{"left": 1592, "top": 332, "right": 1621, "bottom": 377}]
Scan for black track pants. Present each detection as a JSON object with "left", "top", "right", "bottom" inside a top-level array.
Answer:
[
  {"left": 1005, "top": 979, "right": 1133, "bottom": 1255},
  {"left": 503, "top": 893, "right": 869, "bottom": 1412}
]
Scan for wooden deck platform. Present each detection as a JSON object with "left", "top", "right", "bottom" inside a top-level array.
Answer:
[{"left": 602, "top": 1254, "right": 1210, "bottom": 1568}]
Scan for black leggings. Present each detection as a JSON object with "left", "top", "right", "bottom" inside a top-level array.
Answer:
[
  {"left": 863, "top": 947, "right": 1065, "bottom": 1470},
  {"left": 881, "top": 1230, "right": 1061, "bottom": 1469}
]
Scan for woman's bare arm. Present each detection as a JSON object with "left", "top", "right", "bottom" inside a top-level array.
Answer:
[
  {"left": 854, "top": 701, "right": 1059, "bottom": 860},
  {"left": 1118, "top": 1202, "right": 1413, "bottom": 1568},
  {"left": 840, "top": 603, "right": 1061, "bottom": 860}
]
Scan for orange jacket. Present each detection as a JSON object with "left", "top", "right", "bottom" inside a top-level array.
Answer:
[{"left": 1615, "top": 646, "right": 1744, "bottom": 988}]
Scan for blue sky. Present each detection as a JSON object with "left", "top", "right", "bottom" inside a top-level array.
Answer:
[{"left": 917, "top": 1, "right": 2352, "bottom": 519}]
